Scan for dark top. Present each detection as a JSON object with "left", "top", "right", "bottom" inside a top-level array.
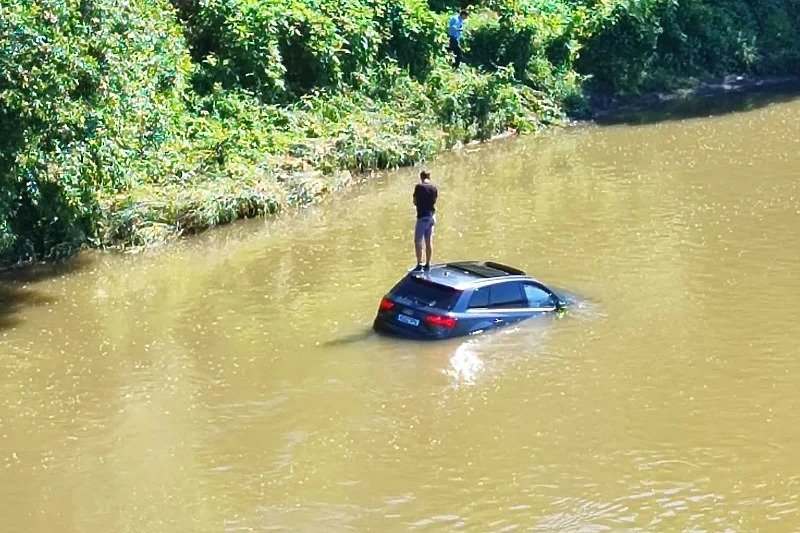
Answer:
[{"left": 413, "top": 182, "right": 438, "bottom": 219}]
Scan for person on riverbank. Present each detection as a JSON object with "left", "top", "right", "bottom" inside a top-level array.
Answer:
[
  {"left": 448, "top": 9, "right": 468, "bottom": 68},
  {"left": 413, "top": 170, "right": 438, "bottom": 272}
]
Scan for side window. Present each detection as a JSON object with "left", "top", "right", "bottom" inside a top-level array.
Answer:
[
  {"left": 489, "top": 282, "right": 526, "bottom": 308},
  {"left": 468, "top": 287, "right": 489, "bottom": 308},
  {"left": 524, "top": 284, "right": 555, "bottom": 308}
]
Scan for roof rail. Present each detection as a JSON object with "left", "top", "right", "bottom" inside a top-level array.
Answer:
[{"left": 484, "top": 261, "right": 526, "bottom": 276}]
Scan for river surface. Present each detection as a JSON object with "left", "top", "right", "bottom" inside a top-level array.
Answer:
[{"left": 2, "top": 92, "right": 800, "bottom": 532}]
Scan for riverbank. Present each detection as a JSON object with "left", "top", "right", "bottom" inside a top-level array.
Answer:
[
  {"left": 588, "top": 75, "right": 800, "bottom": 121},
  {"left": 93, "top": 68, "right": 557, "bottom": 253},
  {"left": 3, "top": 0, "right": 800, "bottom": 267},
  {"left": 88, "top": 73, "right": 800, "bottom": 257},
  {"left": 3, "top": 72, "right": 800, "bottom": 274}
]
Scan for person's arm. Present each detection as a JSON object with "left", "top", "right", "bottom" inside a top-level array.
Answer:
[
  {"left": 413, "top": 185, "right": 418, "bottom": 205},
  {"left": 448, "top": 16, "right": 457, "bottom": 38}
]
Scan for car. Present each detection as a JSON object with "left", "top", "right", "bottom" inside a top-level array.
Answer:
[{"left": 373, "top": 261, "right": 567, "bottom": 340}]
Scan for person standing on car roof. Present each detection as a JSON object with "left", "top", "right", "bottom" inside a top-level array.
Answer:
[{"left": 413, "top": 170, "right": 438, "bottom": 272}]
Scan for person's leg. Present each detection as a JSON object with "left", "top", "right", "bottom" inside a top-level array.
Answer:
[
  {"left": 414, "top": 219, "right": 424, "bottom": 268},
  {"left": 454, "top": 40, "right": 463, "bottom": 68},
  {"left": 449, "top": 37, "right": 460, "bottom": 68},
  {"left": 423, "top": 218, "right": 435, "bottom": 268},
  {"left": 424, "top": 235, "right": 433, "bottom": 267}
]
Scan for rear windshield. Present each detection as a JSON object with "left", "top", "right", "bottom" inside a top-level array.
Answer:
[{"left": 390, "top": 276, "right": 462, "bottom": 310}]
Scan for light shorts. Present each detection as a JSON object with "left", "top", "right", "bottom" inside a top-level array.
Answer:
[{"left": 414, "top": 215, "right": 436, "bottom": 242}]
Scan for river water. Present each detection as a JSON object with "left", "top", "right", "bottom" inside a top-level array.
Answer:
[{"left": 2, "top": 92, "right": 799, "bottom": 532}]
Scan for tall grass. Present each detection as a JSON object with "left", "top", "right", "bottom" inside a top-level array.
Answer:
[{"left": 2, "top": 0, "right": 799, "bottom": 265}]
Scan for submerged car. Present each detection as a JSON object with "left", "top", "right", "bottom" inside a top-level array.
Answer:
[{"left": 373, "top": 261, "right": 566, "bottom": 340}]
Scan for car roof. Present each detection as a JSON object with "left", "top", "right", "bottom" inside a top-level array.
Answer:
[{"left": 410, "top": 261, "right": 533, "bottom": 290}]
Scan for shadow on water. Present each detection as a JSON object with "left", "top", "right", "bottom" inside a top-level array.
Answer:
[
  {"left": 0, "top": 255, "right": 91, "bottom": 331},
  {"left": 321, "top": 328, "right": 378, "bottom": 348},
  {"left": 0, "top": 285, "right": 53, "bottom": 330},
  {"left": 593, "top": 79, "right": 800, "bottom": 126}
]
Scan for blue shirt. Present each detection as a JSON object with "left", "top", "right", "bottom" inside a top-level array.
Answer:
[{"left": 448, "top": 14, "right": 464, "bottom": 41}]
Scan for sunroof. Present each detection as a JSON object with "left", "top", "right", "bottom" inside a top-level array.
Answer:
[{"left": 446, "top": 262, "right": 522, "bottom": 278}]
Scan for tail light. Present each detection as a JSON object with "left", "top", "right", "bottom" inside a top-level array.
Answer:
[
  {"left": 378, "top": 297, "right": 395, "bottom": 312},
  {"left": 424, "top": 314, "right": 457, "bottom": 329}
]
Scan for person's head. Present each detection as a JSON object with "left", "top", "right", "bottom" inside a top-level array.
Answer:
[
  {"left": 459, "top": 9, "right": 468, "bottom": 19},
  {"left": 419, "top": 170, "right": 431, "bottom": 182}
]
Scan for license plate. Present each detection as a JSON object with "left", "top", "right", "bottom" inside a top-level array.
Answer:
[{"left": 397, "top": 314, "right": 420, "bottom": 327}]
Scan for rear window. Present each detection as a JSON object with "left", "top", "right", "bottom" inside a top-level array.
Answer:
[{"left": 391, "top": 277, "right": 462, "bottom": 310}]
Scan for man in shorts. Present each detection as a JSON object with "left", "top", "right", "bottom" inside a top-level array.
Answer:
[{"left": 413, "top": 170, "right": 438, "bottom": 271}]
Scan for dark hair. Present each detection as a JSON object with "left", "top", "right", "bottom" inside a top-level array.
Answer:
[
  {"left": 419, "top": 170, "right": 431, "bottom": 181},
  {"left": 460, "top": 9, "right": 468, "bottom": 16}
]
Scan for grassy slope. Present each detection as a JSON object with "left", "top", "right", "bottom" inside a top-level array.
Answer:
[{"left": 1, "top": 0, "right": 798, "bottom": 265}]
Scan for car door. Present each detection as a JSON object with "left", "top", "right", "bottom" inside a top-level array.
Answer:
[
  {"left": 462, "top": 286, "right": 496, "bottom": 333},
  {"left": 487, "top": 281, "right": 530, "bottom": 325}
]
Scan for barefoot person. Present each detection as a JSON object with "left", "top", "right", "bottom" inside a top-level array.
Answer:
[{"left": 413, "top": 170, "right": 438, "bottom": 271}]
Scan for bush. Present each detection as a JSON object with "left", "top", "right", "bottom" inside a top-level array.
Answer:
[
  {"left": 0, "top": 0, "right": 190, "bottom": 263},
  {"left": 577, "top": 0, "right": 800, "bottom": 93},
  {"left": 427, "top": 65, "right": 547, "bottom": 143},
  {"left": 183, "top": 0, "right": 442, "bottom": 101},
  {"left": 463, "top": 1, "right": 588, "bottom": 107},
  {"left": 379, "top": 0, "right": 443, "bottom": 78},
  {"left": 577, "top": 1, "right": 666, "bottom": 92}
]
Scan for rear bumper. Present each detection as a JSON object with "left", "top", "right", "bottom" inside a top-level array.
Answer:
[{"left": 372, "top": 316, "right": 456, "bottom": 340}]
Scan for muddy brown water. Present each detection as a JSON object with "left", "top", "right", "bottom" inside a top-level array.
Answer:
[{"left": 2, "top": 93, "right": 800, "bottom": 532}]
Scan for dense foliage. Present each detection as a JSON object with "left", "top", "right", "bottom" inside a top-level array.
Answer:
[
  {"left": 1, "top": 0, "right": 798, "bottom": 264},
  {"left": 579, "top": 0, "right": 800, "bottom": 92},
  {"left": 1, "top": 0, "right": 191, "bottom": 260}
]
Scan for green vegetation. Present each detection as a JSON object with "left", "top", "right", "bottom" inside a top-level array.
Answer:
[{"left": 2, "top": 0, "right": 799, "bottom": 265}]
